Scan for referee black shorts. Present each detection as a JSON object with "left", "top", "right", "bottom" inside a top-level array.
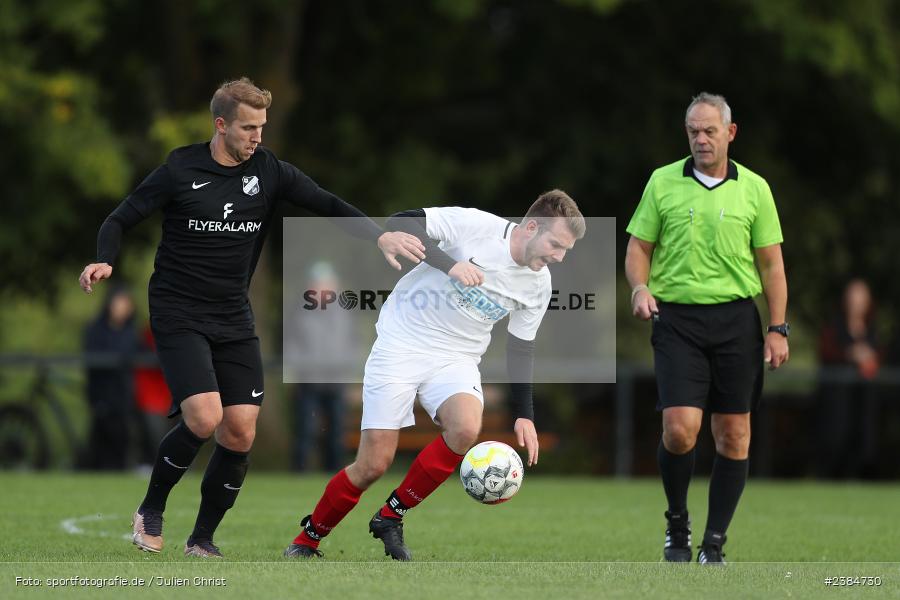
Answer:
[
  {"left": 651, "top": 298, "right": 764, "bottom": 414},
  {"left": 150, "top": 316, "right": 264, "bottom": 417}
]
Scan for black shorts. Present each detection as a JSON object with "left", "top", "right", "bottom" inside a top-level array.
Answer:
[
  {"left": 150, "top": 316, "right": 264, "bottom": 417},
  {"left": 651, "top": 298, "right": 764, "bottom": 414}
]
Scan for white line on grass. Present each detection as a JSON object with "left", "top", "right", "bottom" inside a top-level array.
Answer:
[
  {"left": 11, "top": 559, "right": 900, "bottom": 564},
  {"left": 60, "top": 514, "right": 132, "bottom": 541}
]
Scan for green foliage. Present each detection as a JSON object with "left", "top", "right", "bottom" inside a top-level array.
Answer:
[
  {"left": 32, "top": 0, "right": 105, "bottom": 50},
  {"left": 149, "top": 111, "right": 213, "bottom": 160},
  {"left": 29, "top": 73, "right": 129, "bottom": 197},
  {"left": 0, "top": 2, "right": 130, "bottom": 306},
  {"left": 3, "top": 0, "right": 900, "bottom": 357},
  {"left": 432, "top": 0, "right": 487, "bottom": 21},
  {"left": 558, "top": 0, "right": 624, "bottom": 14},
  {"left": 743, "top": 0, "right": 900, "bottom": 125}
]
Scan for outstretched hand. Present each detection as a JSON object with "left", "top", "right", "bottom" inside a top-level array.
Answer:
[
  {"left": 514, "top": 418, "right": 539, "bottom": 466},
  {"left": 377, "top": 232, "right": 426, "bottom": 270},
  {"left": 79, "top": 263, "right": 113, "bottom": 294},
  {"left": 448, "top": 261, "right": 485, "bottom": 287}
]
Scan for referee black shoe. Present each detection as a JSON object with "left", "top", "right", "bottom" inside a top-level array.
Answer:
[
  {"left": 697, "top": 531, "right": 727, "bottom": 566},
  {"left": 369, "top": 511, "right": 412, "bottom": 561},
  {"left": 663, "top": 510, "right": 692, "bottom": 562}
]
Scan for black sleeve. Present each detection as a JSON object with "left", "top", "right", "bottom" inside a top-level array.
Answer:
[
  {"left": 506, "top": 333, "right": 536, "bottom": 422},
  {"left": 278, "top": 160, "right": 382, "bottom": 242},
  {"left": 385, "top": 209, "right": 457, "bottom": 274},
  {"left": 97, "top": 165, "right": 172, "bottom": 265}
]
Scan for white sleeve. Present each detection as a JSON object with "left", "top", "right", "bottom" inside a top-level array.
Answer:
[
  {"left": 507, "top": 279, "right": 552, "bottom": 341},
  {"left": 423, "top": 207, "right": 503, "bottom": 244}
]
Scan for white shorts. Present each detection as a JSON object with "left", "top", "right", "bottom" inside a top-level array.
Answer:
[{"left": 361, "top": 346, "right": 485, "bottom": 430}]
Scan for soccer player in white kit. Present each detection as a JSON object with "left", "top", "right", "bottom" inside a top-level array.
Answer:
[{"left": 284, "top": 190, "right": 585, "bottom": 560}]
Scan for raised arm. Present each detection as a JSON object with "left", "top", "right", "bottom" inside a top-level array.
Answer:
[
  {"left": 279, "top": 162, "right": 425, "bottom": 269},
  {"left": 385, "top": 209, "right": 484, "bottom": 286}
]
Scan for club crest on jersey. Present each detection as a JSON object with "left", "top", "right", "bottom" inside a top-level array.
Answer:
[{"left": 242, "top": 175, "right": 260, "bottom": 196}]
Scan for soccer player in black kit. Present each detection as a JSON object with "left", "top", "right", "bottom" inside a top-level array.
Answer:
[{"left": 79, "top": 78, "right": 425, "bottom": 558}]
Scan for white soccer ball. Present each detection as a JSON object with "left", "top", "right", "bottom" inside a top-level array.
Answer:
[{"left": 459, "top": 441, "right": 524, "bottom": 504}]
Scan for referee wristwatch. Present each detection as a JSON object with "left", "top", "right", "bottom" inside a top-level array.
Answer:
[{"left": 767, "top": 323, "right": 790, "bottom": 338}]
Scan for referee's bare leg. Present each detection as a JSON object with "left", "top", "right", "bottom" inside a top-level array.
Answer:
[
  {"left": 658, "top": 407, "right": 702, "bottom": 561},
  {"left": 659, "top": 408, "right": 702, "bottom": 515},
  {"left": 703, "top": 411, "right": 751, "bottom": 550}
]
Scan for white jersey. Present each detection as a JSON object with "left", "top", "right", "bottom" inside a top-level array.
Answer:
[{"left": 374, "top": 207, "right": 552, "bottom": 359}]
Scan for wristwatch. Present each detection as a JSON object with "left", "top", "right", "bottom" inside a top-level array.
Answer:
[{"left": 767, "top": 323, "right": 790, "bottom": 338}]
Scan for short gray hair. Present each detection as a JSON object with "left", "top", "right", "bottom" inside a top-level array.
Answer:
[{"left": 685, "top": 92, "right": 732, "bottom": 126}]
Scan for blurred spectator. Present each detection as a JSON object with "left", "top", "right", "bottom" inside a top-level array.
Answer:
[
  {"left": 285, "top": 262, "right": 358, "bottom": 471},
  {"left": 291, "top": 383, "right": 347, "bottom": 472},
  {"left": 83, "top": 285, "right": 139, "bottom": 470},
  {"left": 815, "top": 278, "right": 881, "bottom": 478},
  {"left": 133, "top": 325, "right": 172, "bottom": 469}
]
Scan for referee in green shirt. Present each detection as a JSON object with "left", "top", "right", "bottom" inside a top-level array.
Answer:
[{"left": 625, "top": 92, "right": 789, "bottom": 565}]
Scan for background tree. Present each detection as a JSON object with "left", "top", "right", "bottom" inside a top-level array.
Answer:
[{"left": 3, "top": 0, "right": 900, "bottom": 354}]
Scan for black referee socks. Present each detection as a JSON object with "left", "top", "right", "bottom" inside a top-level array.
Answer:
[
  {"left": 141, "top": 421, "right": 208, "bottom": 512},
  {"left": 706, "top": 453, "right": 749, "bottom": 536},
  {"left": 191, "top": 444, "right": 250, "bottom": 541},
  {"left": 657, "top": 440, "right": 695, "bottom": 514}
]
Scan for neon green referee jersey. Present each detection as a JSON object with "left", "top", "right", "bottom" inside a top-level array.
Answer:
[{"left": 626, "top": 157, "right": 783, "bottom": 304}]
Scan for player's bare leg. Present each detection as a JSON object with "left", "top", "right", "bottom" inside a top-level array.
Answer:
[
  {"left": 370, "top": 393, "right": 482, "bottom": 560},
  {"left": 436, "top": 393, "right": 483, "bottom": 454},
  {"left": 345, "top": 429, "right": 401, "bottom": 489},
  {"left": 184, "top": 404, "right": 258, "bottom": 558},
  {"left": 133, "top": 392, "right": 220, "bottom": 553},
  {"left": 285, "top": 429, "right": 399, "bottom": 558}
]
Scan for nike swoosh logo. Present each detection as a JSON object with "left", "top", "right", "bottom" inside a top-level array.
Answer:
[
  {"left": 192, "top": 181, "right": 211, "bottom": 189},
  {"left": 251, "top": 389, "right": 264, "bottom": 398},
  {"left": 163, "top": 456, "right": 188, "bottom": 470},
  {"left": 224, "top": 483, "right": 242, "bottom": 491},
  {"left": 472, "top": 386, "right": 482, "bottom": 394},
  {"left": 468, "top": 257, "right": 485, "bottom": 269}
]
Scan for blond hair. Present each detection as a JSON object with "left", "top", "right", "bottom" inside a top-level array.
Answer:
[
  {"left": 523, "top": 189, "right": 586, "bottom": 239},
  {"left": 210, "top": 77, "right": 272, "bottom": 122}
]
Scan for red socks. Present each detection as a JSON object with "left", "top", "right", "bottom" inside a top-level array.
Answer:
[
  {"left": 293, "top": 437, "right": 464, "bottom": 548},
  {"left": 380, "top": 435, "right": 464, "bottom": 519},
  {"left": 293, "top": 469, "right": 362, "bottom": 548}
]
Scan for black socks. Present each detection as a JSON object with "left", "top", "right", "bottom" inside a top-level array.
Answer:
[
  {"left": 659, "top": 437, "right": 749, "bottom": 544},
  {"left": 705, "top": 453, "right": 749, "bottom": 538},
  {"left": 141, "top": 421, "right": 207, "bottom": 512},
  {"left": 657, "top": 440, "right": 695, "bottom": 514},
  {"left": 190, "top": 444, "right": 250, "bottom": 541}
]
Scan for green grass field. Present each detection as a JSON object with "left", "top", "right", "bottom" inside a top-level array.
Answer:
[{"left": 1, "top": 473, "right": 898, "bottom": 598}]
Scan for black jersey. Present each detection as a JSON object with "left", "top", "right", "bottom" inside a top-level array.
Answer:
[{"left": 96, "top": 143, "right": 381, "bottom": 326}]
